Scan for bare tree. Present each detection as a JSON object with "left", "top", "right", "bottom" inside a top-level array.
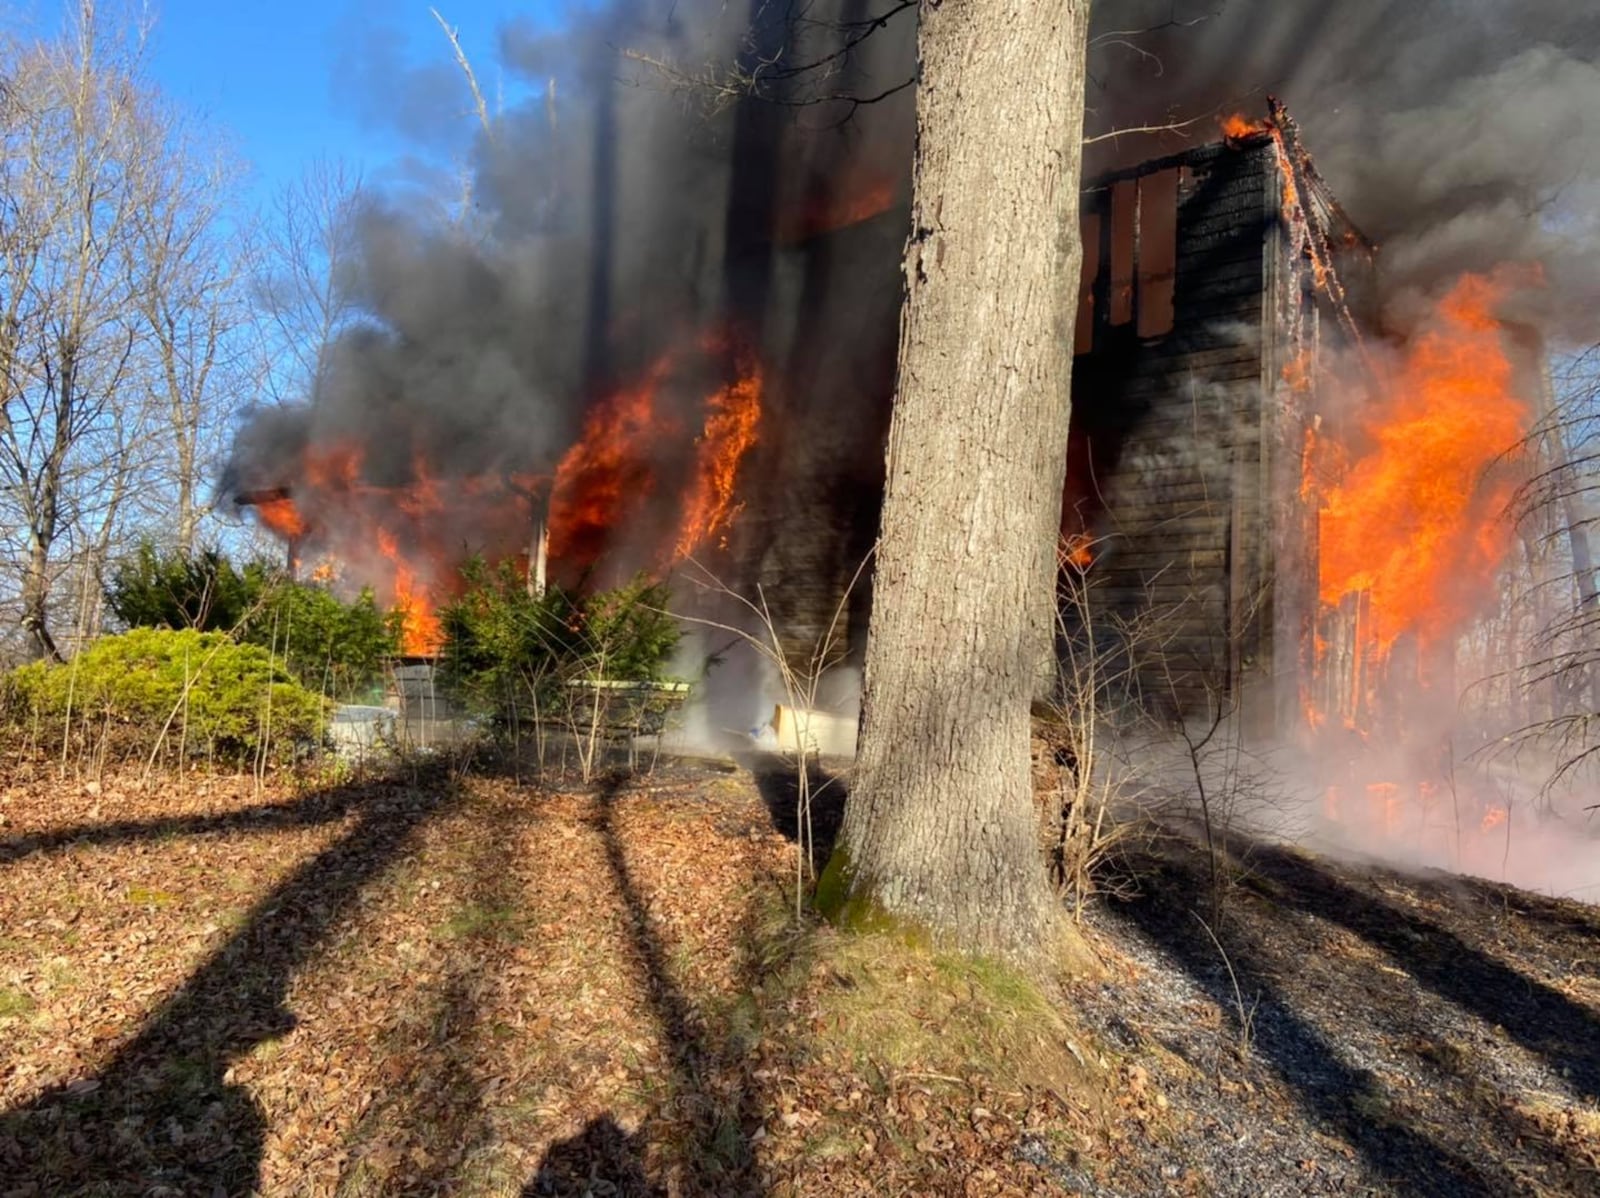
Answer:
[
  {"left": 1493, "top": 344, "right": 1600, "bottom": 788},
  {"left": 821, "top": 2, "right": 1092, "bottom": 961},
  {"left": 0, "top": 4, "right": 158, "bottom": 659},
  {"left": 0, "top": 3, "right": 257, "bottom": 658},
  {"left": 250, "top": 157, "right": 366, "bottom": 407},
  {"left": 128, "top": 110, "right": 250, "bottom": 554}
]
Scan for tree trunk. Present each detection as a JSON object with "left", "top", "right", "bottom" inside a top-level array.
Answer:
[
  {"left": 822, "top": 1, "right": 1090, "bottom": 960},
  {"left": 21, "top": 533, "right": 61, "bottom": 662}
]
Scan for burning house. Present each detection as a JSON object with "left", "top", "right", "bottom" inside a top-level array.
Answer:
[
  {"left": 221, "top": 2, "right": 1584, "bottom": 789},
  {"left": 1054, "top": 107, "right": 1371, "bottom": 738},
  {"left": 224, "top": 101, "right": 1532, "bottom": 748}
]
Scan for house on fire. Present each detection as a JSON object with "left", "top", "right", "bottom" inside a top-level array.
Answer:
[{"left": 733, "top": 107, "right": 1372, "bottom": 739}]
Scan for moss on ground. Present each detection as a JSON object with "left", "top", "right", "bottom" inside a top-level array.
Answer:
[{"left": 735, "top": 886, "right": 1106, "bottom": 1102}]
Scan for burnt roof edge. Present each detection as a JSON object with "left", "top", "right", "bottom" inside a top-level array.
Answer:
[{"left": 1081, "top": 132, "right": 1274, "bottom": 192}]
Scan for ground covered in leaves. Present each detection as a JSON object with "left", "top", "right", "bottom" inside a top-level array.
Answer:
[{"left": 0, "top": 755, "right": 1597, "bottom": 1196}]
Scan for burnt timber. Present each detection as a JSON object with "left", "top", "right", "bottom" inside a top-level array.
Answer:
[{"left": 732, "top": 128, "right": 1367, "bottom": 739}]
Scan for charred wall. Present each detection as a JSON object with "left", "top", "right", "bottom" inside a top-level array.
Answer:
[
  {"left": 1067, "top": 135, "right": 1305, "bottom": 728},
  {"left": 724, "top": 134, "right": 1318, "bottom": 731},
  {"left": 727, "top": 211, "right": 904, "bottom": 665}
]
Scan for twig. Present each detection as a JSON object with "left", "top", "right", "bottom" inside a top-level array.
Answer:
[{"left": 1192, "top": 910, "right": 1256, "bottom": 1057}]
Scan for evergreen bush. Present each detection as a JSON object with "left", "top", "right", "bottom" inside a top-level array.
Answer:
[
  {"left": 5, "top": 627, "right": 327, "bottom": 761},
  {"left": 106, "top": 542, "right": 395, "bottom": 702},
  {"left": 440, "top": 560, "right": 681, "bottom": 726}
]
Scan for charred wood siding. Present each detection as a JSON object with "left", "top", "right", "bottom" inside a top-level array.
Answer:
[
  {"left": 1070, "top": 138, "right": 1285, "bottom": 722},
  {"left": 728, "top": 136, "right": 1307, "bottom": 730}
]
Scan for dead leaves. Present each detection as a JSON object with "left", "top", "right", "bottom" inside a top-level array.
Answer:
[{"left": 1, "top": 764, "right": 1128, "bottom": 1195}]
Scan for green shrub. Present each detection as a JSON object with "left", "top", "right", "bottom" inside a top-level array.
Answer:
[
  {"left": 242, "top": 583, "right": 395, "bottom": 703},
  {"left": 440, "top": 560, "right": 681, "bottom": 723},
  {"left": 106, "top": 542, "right": 395, "bottom": 702},
  {"left": 5, "top": 628, "right": 328, "bottom": 761},
  {"left": 106, "top": 541, "right": 269, "bottom": 633}
]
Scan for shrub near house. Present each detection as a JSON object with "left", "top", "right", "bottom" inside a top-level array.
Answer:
[
  {"left": 440, "top": 559, "right": 681, "bottom": 728},
  {"left": 106, "top": 542, "right": 395, "bottom": 702},
  {"left": 3, "top": 627, "right": 327, "bottom": 762}
]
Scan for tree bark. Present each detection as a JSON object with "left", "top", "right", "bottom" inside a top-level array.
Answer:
[{"left": 823, "top": 0, "right": 1090, "bottom": 960}]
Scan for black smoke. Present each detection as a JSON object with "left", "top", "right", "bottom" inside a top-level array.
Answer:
[
  {"left": 1087, "top": 1, "right": 1600, "bottom": 336},
  {"left": 223, "top": 0, "right": 1600, "bottom": 579},
  {"left": 223, "top": 0, "right": 914, "bottom": 589}
]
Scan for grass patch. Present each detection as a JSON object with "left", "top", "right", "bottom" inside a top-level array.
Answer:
[
  {"left": 440, "top": 902, "right": 522, "bottom": 941},
  {"left": 815, "top": 934, "right": 1094, "bottom": 1092},
  {"left": 735, "top": 893, "right": 1103, "bottom": 1100},
  {"left": 125, "top": 885, "right": 179, "bottom": 907},
  {"left": 0, "top": 986, "right": 37, "bottom": 1019}
]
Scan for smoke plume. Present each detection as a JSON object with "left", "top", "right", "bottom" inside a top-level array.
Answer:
[
  {"left": 219, "top": 2, "right": 1600, "bottom": 894},
  {"left": 227, "top": 0, "right": 1600, "bottom": 532},
  {"left": 1090, "top": 0, "right": 1600, "bottom": 336},
  {"left": 224, "top": 0, "right": 912, "bottom": 592}
]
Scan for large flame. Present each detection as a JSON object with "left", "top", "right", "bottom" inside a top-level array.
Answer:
[
  {"left": 255, "top": 495, "right": 306, "bottom": 541},
  {"left": 378, "top": 528, "right": 444, "bottom": 656},
  {"left": 244, "top": 329, "right": 764, "bottom": 655},
  {"left": 547, "top": 358, "right": 676, "bottom": 570},
  {"left": 1317, "top": 271, "right": 1531, "bottom": 656},
  {"left": 674, "top": 365, "right": 763, "bottom": 558}
]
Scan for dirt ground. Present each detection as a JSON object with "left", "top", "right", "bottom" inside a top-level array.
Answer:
[{"left": 1, "top": 755, "right": 1597, "bottom": 1196}]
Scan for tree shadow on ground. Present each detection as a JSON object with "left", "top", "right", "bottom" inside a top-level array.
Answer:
[
  {"left": 1226, "top": 834, "right": 1600, "bottom": 1102},
  {"left": 1107, "top": 833, "right": 1596, "bottom": 1197},
  {"left": 0, "top": 771, "right": 462, "bottom": 1197},
  {"left": 334, "top": 782, "right": 524, "bottom": 1191},
  {"left": 525, "top": 773, "right": 770, "bottom": 1197},
  {"left": 0, "top": 785, "right": 369, "bottom": 867},
  {"left": 743, "top": 752, "right": 848, "bottom": 873}
]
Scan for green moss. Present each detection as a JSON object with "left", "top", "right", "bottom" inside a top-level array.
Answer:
[
  {"left": 0, "top": 987, "right": 36, "bottom": 1019},
  {"left": 812, "top": 846, "right": 852, "bottom": 921},
  {"left": 814, "top": 847, "right": 936, "bottom": 949},
  {"left": 125, "top": 885, "right": 178, "bottom": 907},
  {"left": 441, "top": 902, "right": 522, "bottom": 941},
  {"left": 795, "top": 927, "right": 1093, "bottom": 1094}
]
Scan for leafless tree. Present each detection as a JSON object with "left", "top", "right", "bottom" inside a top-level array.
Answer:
[
  {"left": 0, "top": 3, "right": 258, "bottom": 659},
  {"left": 249, "top": 157, "right": 366, "bottom": 408},
  {"left": 128, "top": 108, "right": 251, "bottom": 554},
  {"left": 1487, "top": 344, "right": 1600, "bottom": 790},
  {"left": 0, "top": 4, "right": 160, "bottom": 659}
]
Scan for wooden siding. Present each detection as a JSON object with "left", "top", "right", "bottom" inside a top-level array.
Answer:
[
  {"left": 1070, "top": 138, "right": 1292, "bottom": 722},
  {"left": 727, "top": 136, "right": 1318, "bottom": 734}
]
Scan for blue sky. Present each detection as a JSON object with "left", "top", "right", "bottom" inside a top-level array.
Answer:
[{"left": 137, "top": 0, "right": 564, "bottom": 204}]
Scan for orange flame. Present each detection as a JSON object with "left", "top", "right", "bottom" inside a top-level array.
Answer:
[
  {"left": 1221, "top": 112, "right": 1271, "bottom": 140},
  {"left": 547, "top": 358, "right": 674, "bottom": 569},
  {"left": 378, "top": 528, "right": 443, "bottom": 656},
  {"left": 1317, "top": 272, "right": 1531, "bottom": 656},
  {"left": 305, "top": 444, "right": 363, "bottom": 490},
  {"left": 255, "top": 495, "right": 306, "bottom": 540},
  {"left": 674, "top": 366, "right": 763, "bottom": 558},
  {"left": 779, "top": 176, "right": 897, "bottom": 243},
  {"left": 1365, "top": 781, "right": 1404, "bottom": 832},
  {"left": 247, "top": 331, "right": 764, "bottom": 648}
]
